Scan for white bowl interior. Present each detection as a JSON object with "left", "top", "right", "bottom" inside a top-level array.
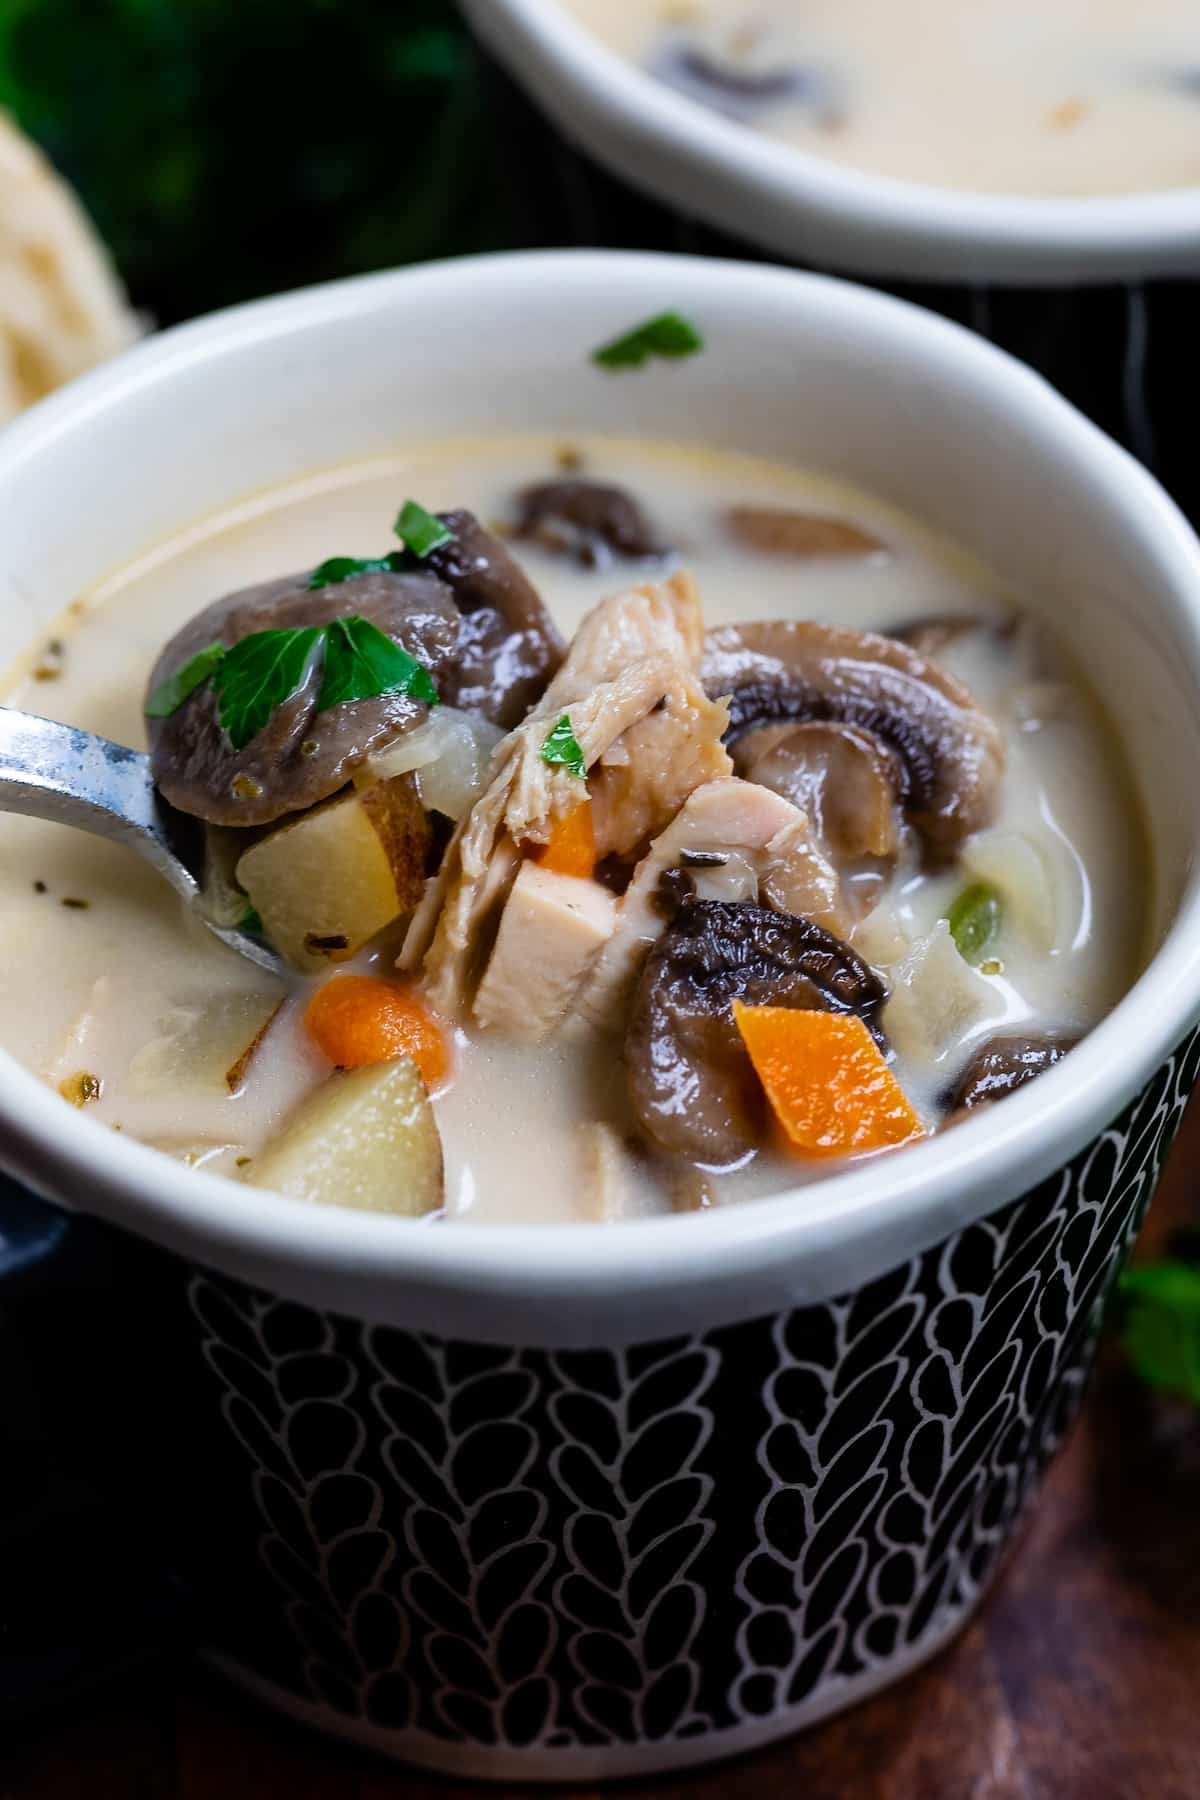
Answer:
[{"left": 1, "top": 252, "right": 1199, "bottom": 1336}]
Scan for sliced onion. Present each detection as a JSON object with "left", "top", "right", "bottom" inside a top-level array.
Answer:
[
  {"left": 365, "top": 706, "right": 504, "bottom": 821},
  {"left": 962, "top": 828, "right": 1058, "bottom": 952},
  {"left": 883, "top": 920, "right": 1005, "bottom": 1064}
]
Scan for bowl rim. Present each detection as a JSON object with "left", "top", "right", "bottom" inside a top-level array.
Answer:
[
  {"left": 2, "top": 247, "right": 1200, "bottom": 1333},
  {"left": 465, "top": 0, "right": 1200, "bottom": 285}
]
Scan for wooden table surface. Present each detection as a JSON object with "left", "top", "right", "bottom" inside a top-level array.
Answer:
[{"left": 9, "top": 1105, "right": 1200, "bottom": 1800}]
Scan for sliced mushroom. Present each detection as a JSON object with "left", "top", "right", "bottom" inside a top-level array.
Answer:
[
  {"left": 626, "top": 896, "right": 887, "bottom": 1165},
  {"left": 654, "top": 40, "right": 817, "bottom": 121},
  {"left": 146, "top": 568, "right": 461, "bottom": 827},
  {"left": 513, "top": 479, "right": 666, "bottom": 567},
  {"left": 701, "top": 620, "right": 1004, "bottom": 859},
  {"left": 734, "top": 721, "right": 902, "bottom": 862},
  {"left": 727, "top": 507, "right": 883, "bottom": 559},
  {"left": 946, "top": 1034, "right": 1077, "bottom": 1116},
  {"left": 421, "top": 509, "right": 564, "bottom": 728}
]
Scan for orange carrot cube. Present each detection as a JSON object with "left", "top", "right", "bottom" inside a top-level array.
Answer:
[{"left": 734, "top": 1002, "right": 922, "bottom": 1158}]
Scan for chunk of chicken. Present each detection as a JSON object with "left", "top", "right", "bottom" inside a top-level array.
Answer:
[
  {"left": 590, "top": 676, "right": 732, "bottom": 860},
  {"left": 577, "top": 1121, "right": 636, "bottom": 1222},
  {"left": 403, "top": 575, "right": 729, "bottom": 1019},
  {"left": 474, "top": 862, "right": 618, "bottom": 1040},
  {"left": 578, "top": 777, "right": 844, "bottom": 1031},
  {"left": 405, "top": 655, "right": 681, "bottom": 1015},
  {"left": 552, "top": 570, "right": 704, "bottom": 690}
]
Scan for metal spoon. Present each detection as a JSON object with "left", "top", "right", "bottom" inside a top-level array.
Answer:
[{"left": 0, "top": 707, "right": 284, "bottom": 974}]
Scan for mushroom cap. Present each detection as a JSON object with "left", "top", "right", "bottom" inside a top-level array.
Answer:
[
  {"left": 946, "top": 1033, "right": 1077, "bottom": 1114},
  {"left": 423, "top": 509, "right": 564, "bottom": 728},
  {"left": 701, "top": 619, "right": 1005, "bottom": 859},
  {"left": 146, "top": 568, "right": 460, "bottom": 827},
  {"left": 734, "top": 720, "right": 902, "bottom": 863},
  {"left": 512, "top": 479, "right": 666, "bottom": 568},
  {"left": 626, "top": 895, "right": 888, "bottom": 1165}
]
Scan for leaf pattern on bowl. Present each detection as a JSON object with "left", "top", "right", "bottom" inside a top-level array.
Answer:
[{"left": 185, "top": 1026, "right": 1200, "bottom": 1768}]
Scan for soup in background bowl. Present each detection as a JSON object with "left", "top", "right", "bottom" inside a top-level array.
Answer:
[
  {"left": 1, "top": 253, "right": 1199, "bottom": 1777},
  {"left": 560, "top": 0, "right": 1200, "bottom": 200}
]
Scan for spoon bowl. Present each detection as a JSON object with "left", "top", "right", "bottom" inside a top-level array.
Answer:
[{"left": 0, "top": 707, "right": 285, "bottom": 975}]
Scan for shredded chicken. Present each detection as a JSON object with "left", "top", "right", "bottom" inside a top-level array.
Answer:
[
  {"left": 403, "top": 574, "right": 733, "bottom": 1020},
  {"left": 590, "top": 677, "right": 732, "bottom": 859},
  {"left": 577, "top": 777, "right": 845, "bottom": 1032},
  {"left": 551, "top": 570, "right": 705, "bottom": 689}
]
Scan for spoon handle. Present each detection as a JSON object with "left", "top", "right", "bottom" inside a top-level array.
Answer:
[{"left": 0, "top": 707, "right": 199, "bottom": 903}]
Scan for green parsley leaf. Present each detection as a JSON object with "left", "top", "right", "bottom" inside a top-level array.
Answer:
[
  {"left": 239, "top": 906, "right": 264, "bottom": 937},
  {"left": 541, "top": 713, "right": 586, "bottom": 779},
  {"left": 946, "top": 883, "right": 1002, "bottom": 964},
  {"left": 394, "top": 498, "right": 454, "bottom": 558},
  {"left": 317, "top": 614, "right": 439, "bottom": 712},
  {"left": 213, "top": 625, "right": 323, "bottom": 750},
  {"left": 144, "top": 641, "right": 226, "bottom": 718},
  {"left": 591, "top": 310, "right": 705, "bottom": 370},
  {"left": 1118, "top": 1261, "right": 1200, "bottom": 1405},
  {"left": 308, "top": 552, "right": 408, "bottom": 590}
]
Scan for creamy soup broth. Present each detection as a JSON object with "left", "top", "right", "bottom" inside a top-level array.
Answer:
[
  {"left": 0, "top": 435, "right": 1144, "bottom": 1222},
  {"left": 561, "top": 0, "right": 1200, "bottom": 197}
]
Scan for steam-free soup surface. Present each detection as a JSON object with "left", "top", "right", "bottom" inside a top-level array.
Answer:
[
  {"left": 0, "top": 435, "right": 1143, "bottom": 1221},
  {"left": 561, "top": 0, "right": 1200, "bottom": 197}
]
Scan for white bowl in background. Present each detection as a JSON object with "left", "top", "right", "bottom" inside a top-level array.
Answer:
[{"left": 464, "top": 0, "right": 1200, "bottom": 285}]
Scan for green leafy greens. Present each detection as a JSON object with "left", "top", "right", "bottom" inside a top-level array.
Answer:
[
  {"left": 1118, "top": 1260, "right": 1200, "bottom": 1405},
  {"left": 146, "top": 614, "right": 438, "bottom": 750},
  {"left": 307, "top": 499, "right": 453, "bottom": 588},
  {"left": 317, "top": 614, "right": 439, "bottom": 711},
  {"left": 592, "top": 311, "right": 705, "bottom": 371},
  {"left": 541, "top": 713, "right": 586, "bottom": 779},
  {"left": 308, "top": 552, "right": 408, "bottom": 589},
  {"left": 144, "top": 641, "right": 226, "bottom": 718},
  {"left": 213, "top": 626, "right": 324, "bottom": 751},
  {"left": 394, "top": 498, "right": 454, "bottom": 558},
  {"left": 946, "top": 883, "right": 1002, "bottom": 964}
]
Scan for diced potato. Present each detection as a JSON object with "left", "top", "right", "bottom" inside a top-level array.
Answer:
[
  {"left": 128, "top": 990, "right": 283, "bottom": 1097},
  {"left": 246, "top": 1058, "right": 443, "bottom": 1216},
  {"left": 236, "top": 773, "right": 430, "bottom": 972}
]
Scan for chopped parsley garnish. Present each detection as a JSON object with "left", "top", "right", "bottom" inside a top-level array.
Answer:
[
  {"left": 213, "top": 625, "right": 324, "bottom": 751},
  {"left": 1118, "top": 1260, "right": 1200, "bottom": 1405},
  {"left": 307, "top": 499, "right": 454, "bottom": 588},
  {"left": 239, "top": 906, "right": 264, "bottom": 936},
  {"left": 394, "top": 498, "right": 454, "bottom": 558},
  {"left": 541, "top": 713, "right": 587, "bottom": 779},
  {"left": 317, "top": 614, "right": 439, "bottom": 711},
  {"left": 946, "top": 882, "right": 1002, "bottom": 964},
  {"left": 591, "top": 310, "right": 704, "bottom": 371},
  {"left": 308, "top": 552, "right": 408, "bottom": 589},
  {"left": 145, "top": 641, "right": 226, "bottom": 718},
  {"left": 145, "top": 614, "right": 439, "bottom": 749}
]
